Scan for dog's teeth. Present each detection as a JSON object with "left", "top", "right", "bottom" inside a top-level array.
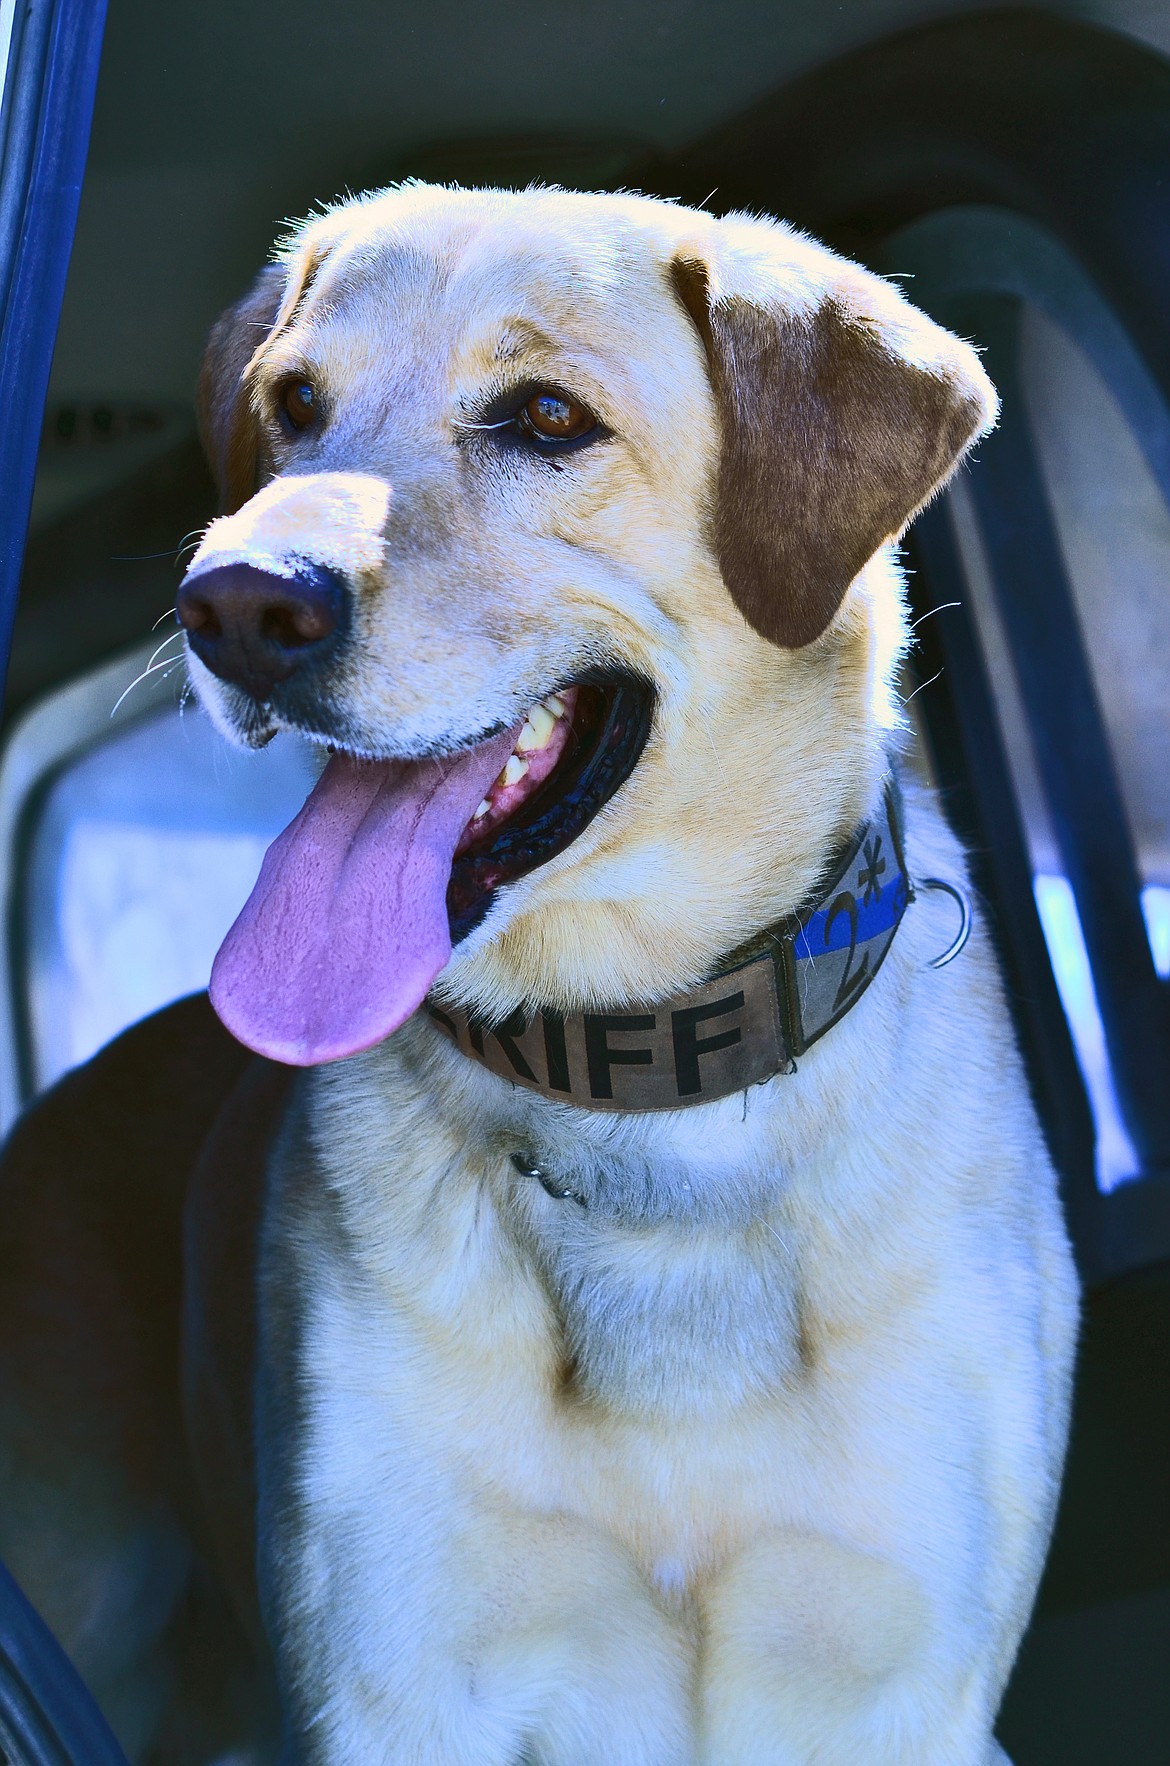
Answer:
[
  {"left": 473, "top": 798, "right": 492, "bottom": 820},
  {"left": 516, "top": 704, "right": 556, "bottom": 751},
  {"left": 544, "top": 693, "right": 566, "bottom": 718},
  {"left": 501, "top": 754, "right": 529, "bottom": 787},
  {"left": 531, "top": 703, "right": 558, "bottom": 742}
]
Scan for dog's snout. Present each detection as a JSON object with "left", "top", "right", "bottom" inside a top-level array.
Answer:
[{"left": 177, "top": 562, "right": 346, "bottom": 699}]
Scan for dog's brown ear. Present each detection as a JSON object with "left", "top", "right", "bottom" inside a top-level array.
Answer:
[
  {"left": 197, "top": 232, "right": 339, "bottom": 514},
  {"left": 671, "top": 238, "right": 998, "bottom": 647},
  {"left": 196, "top": 265, "right": 286, "bottom": 515}
]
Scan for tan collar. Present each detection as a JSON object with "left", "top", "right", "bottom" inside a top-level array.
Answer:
[{"left": 428, "top": 780, "right": 911, "bottom": 1113}]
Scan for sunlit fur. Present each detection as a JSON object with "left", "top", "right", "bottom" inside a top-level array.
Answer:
[{"left": 186, "top": 186, "right": 1076, "bottom": 1763}]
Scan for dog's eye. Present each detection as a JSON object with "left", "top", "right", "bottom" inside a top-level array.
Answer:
[
  {"left": 518, "top": 390, "right": 596, "bottom": 443},
  {"left": 278, "top": 379, "right": 318, "bottom": 433}
]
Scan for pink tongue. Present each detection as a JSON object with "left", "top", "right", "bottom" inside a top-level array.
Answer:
[{"left": 209, "top": 727, "right": 518, "bottom": 1064}]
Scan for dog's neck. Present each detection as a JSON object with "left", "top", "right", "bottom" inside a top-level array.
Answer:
[{"left": 428, "top": 778, "right": 911, "bottom": 1114}]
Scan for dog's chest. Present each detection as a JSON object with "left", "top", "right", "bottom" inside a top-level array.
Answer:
[
  {"left": 285, "top": 1223, "right": 812, "bottom": 1598},
  {"left": 273, "top": 1074, "right": 815, "bottom": 1580},
  {"left": 504, "top": 1172, "right": 805, "bottom": 1416}
]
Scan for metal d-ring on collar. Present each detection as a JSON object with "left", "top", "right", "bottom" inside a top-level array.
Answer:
[
  {"left": 511, "top": 1151, "right": 587, "bottom": 1206},
  {"left": 918, "top": 877, "right": 973, "bottom": 969}
]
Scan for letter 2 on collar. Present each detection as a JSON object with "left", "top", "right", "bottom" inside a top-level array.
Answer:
[{"left": 429, "top": 781, "right": 911, "bottom": 1113}]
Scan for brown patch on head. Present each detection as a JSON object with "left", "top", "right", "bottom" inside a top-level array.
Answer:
[{"left": 671, "top": 253, "right": 995, "bottom": 648}]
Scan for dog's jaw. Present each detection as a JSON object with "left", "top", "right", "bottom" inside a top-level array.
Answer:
[{"left": 437, "top": 553, "right": 903, "bottom": 1024}]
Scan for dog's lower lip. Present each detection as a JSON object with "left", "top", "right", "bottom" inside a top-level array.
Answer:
[
  {"left": 445, "top": 671, "right": 655, "bottom": 945},
  {"left": 256, "top": 716, "right": 516, "bottom": 766}
]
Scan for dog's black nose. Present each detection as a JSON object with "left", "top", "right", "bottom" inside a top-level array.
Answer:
[{"left": 177, "top": 561, "right": 345, "bottom": 699}]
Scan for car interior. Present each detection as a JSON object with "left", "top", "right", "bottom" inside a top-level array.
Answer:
[{"left": 1, "top": 2, "right": 1168, "bottom": 1760}]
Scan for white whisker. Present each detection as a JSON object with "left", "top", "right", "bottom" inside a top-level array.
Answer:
[
  {"left": 147, "top": 629, "right": 186, "bottom": 669},
  {"left": 910, "top": 602, "right": 960, "bottom": 631},
  {"left": 109, "top": 656, "right": 186, "bottom": 719},
  {"left": 901, "top": 667, "right": 944, "bottom": 708},
  {"left": 452, "top": 416, "right": 514, "bottom": 434},
  {"left": 764, "top": 1220, "right": 792, "bottom": 1256}
]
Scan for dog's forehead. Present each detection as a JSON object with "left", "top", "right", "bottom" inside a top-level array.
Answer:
[{"left": 297, "top": 189, "right": 692, "bottom": 370}]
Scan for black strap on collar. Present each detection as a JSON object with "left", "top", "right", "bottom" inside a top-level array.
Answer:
[{"left": 428, "top": 779, "right": 911, "bottom": 1113}]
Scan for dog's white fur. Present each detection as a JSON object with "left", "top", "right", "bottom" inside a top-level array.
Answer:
[{"left": 185, "top": 186, "right": 1078, "bottom": 1763}]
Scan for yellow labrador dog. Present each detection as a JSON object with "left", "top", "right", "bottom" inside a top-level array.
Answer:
[{"left": 170, "top": 185, "right": 1075, "bottom": 1763}]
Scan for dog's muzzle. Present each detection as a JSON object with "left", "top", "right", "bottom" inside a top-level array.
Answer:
[{"left": 177, "top": 560, "right": 346, "bottom": 700}]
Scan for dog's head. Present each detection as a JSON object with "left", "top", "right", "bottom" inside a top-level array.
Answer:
[{"left": 181, "top": 185, "right": 995, "bottom": 1065}]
